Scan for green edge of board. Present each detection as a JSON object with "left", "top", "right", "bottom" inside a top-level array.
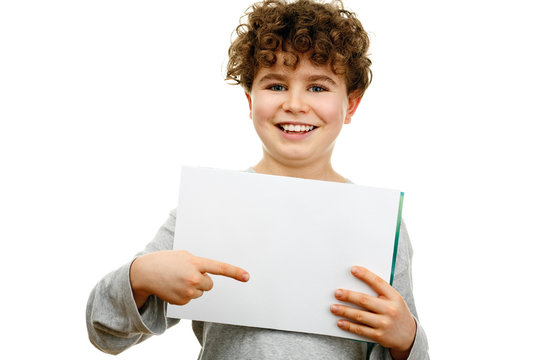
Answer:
[{"left": 389, "top": 192, "right": 404, "bottom": 286}]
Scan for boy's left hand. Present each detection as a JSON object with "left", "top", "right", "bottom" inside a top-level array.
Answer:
[{"left": 330, "top": 266, "right": 416, "bottom": 358}]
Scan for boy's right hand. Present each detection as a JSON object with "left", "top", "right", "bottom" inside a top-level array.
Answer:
[{"left": 129, "top": 250, "right": 250, "bottom": 309}]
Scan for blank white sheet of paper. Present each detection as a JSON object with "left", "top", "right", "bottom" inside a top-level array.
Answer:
[{"left": 166, "top": 166, "right": 404, "bottom": 342}]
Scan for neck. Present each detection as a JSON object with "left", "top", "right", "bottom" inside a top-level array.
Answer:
[{"left": 253, "top": 155, "right": 347, "bottom": 183}]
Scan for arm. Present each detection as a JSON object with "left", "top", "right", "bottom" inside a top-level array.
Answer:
[
  {"left": 86, "top": 210, "right": 179, "bottom": 354},
  {"left": 86, "top": 209, "right": 250, "bottom": 355},
  {"left": 330, "top": 221, "right": 429, "bottom": 360}
]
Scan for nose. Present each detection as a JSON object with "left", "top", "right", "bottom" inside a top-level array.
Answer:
[{"left": 282, "top": 88, "right": 310, "bottom": 114}]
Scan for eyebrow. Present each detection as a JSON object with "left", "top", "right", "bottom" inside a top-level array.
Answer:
[
  {"left": 307, "top": 75, "right": 338, "bottom": 86},
  {"left": 257, "top": 73, "right": 338, "bottom": 86}
]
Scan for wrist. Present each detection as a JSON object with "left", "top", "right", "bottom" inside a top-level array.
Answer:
[
  {"left": 390, "top": 317, "right": 417, "bottom": 360},
  {"left": 130, "top": 256, "right": 152, "bottom": 309}
]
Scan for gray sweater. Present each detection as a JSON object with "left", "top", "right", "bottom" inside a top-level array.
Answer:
[{"left": 87, "top": 209, "right": 429, "bottom": 359}]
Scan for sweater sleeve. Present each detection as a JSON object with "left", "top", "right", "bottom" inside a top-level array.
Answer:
[
  {"left": 86, "top": 210, "right": 180, "bottom": 355},
  {"left": 368, "top": 221, "right": 430, "bottom": 360}
]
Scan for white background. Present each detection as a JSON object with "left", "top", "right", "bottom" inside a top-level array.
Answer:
[{"left": 1, "top": 0, "right": 538, "bottom": 359}]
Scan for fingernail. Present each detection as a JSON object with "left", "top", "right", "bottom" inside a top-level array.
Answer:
[
  {"left": 351, "top": 266, "right": 360, "bottom": 275},
  {"left": 330, "top": 304, "right": 338, "bottom": 312},
  {"left": 337, "top": 320, "right": 345, "bottom": 328},
  {"left": 242, "top": 273, "right": 250, "bottom": 282},
  {"left": 335, "top": 289, "right": 343, "bottom": 298}
]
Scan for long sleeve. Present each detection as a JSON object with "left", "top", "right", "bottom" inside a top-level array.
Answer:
[
  {"left": 368, "top": 221, "right": 429, "bottom": 360},
  {"left": 86, "top": 210, "right": 180, "bottom": 354}
]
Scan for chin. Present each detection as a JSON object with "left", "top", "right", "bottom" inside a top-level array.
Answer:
[{"left": 276, "top": 153, "right": 322, "bottom": 167}]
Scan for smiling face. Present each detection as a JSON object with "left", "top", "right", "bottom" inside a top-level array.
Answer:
[{"left": 245, "top": 54, "right": 361, "bottom": 180}]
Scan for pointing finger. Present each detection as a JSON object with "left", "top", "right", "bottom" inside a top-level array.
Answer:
[{"left": 197, "top": 257, "right": 250, "bottom": 282}]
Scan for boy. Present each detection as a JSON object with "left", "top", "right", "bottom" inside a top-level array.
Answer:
[{"left": 86, "top": 0, "right": 429, "bottom": 359}]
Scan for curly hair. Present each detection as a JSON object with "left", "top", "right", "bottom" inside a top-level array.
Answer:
[{"left": 226, "top": 0, "right": 372, "bottom": 95}]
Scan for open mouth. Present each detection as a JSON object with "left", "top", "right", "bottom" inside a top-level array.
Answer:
[{"left": 277, "top": 123, "right": 318, "bottom": 134}]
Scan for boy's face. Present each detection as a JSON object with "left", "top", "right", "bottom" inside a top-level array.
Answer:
[{"left": 245, "top": 53, "right": 361, "bottom": 170}]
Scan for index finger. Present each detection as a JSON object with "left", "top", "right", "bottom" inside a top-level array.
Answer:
[
  {"left": 197, "top": 257, "right": 250, "bottom": 282},
  {"left": 351, "top": 266, "right": 395, "bottom": 298}
]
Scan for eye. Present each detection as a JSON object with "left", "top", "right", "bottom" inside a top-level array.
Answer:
[
  {"left": 309, "top": 85, "right": 328, "bottom": 93},
  {"left": 268, "top": 84, "right": 287, "bottom": 91}
]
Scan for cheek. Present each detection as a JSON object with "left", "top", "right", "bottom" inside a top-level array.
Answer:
[
  {"left": 316, "top": 100, "right": 345, "bottom": 124},
  {"left": 252, "top": 99, "right": 276, "bottom": 124}
]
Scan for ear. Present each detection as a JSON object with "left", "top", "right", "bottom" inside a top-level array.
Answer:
[
  {"left": 245, "top": 91, "right": 253, "bottom": 119},
  {"left": 344, "top": 91, "right": 362, "bottom": 124}
]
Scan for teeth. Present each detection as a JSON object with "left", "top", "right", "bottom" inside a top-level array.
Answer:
[{"left": 280, "top": 124, "right": 315, "bottom": 133}]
